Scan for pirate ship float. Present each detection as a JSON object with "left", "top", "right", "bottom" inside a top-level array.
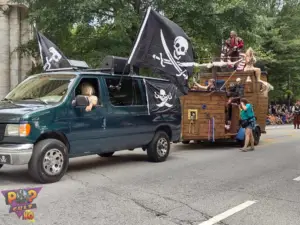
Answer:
[{"left": 180, "top": 64, "right": 269, "bottom": 146}]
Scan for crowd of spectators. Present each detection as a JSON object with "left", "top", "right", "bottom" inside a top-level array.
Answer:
[{"left": 267, "top": 104, "right": 294, "bottom": 125}]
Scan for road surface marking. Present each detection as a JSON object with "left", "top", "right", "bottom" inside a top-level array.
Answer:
[
  {"left": 293, "top": 176, "right": 300, "bottom": 181},
  {"left": 198, "top": 200, "right": 257, "bottom": 225}
]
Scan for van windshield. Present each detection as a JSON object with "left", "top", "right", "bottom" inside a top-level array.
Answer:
[{"left": 5, "top": 74, "right": 76, "bottom": 104}]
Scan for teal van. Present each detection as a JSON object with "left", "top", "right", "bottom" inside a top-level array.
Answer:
[{"left": 0, "top": 64, "right": 181, "bottom": 183}]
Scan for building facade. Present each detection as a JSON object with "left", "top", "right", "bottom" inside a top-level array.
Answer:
[{"left": 0, "top": 0, "right": 32, "bottom": 99}]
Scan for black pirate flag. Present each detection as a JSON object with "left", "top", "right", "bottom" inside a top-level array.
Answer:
[
  {"left": 144, "top": 79, "right": 180, "bottom": 114},
  {"left": 127, "top": 7, "right": 195, "bottom": 95},
  {"left": 36, "top": 29, "right": 71, "bottom": 71}
]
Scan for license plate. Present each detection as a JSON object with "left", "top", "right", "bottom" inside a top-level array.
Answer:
[{"left": 0, "top": 154, "right": 11, "bottom": 164}]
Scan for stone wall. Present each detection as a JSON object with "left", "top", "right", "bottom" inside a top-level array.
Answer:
[{"left": 0, "top": 1, "right": 32, "bottom": 99}]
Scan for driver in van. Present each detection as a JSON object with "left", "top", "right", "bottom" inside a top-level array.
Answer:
[{"left": 80, "top": 82, "right": 98, "bottom": 112}]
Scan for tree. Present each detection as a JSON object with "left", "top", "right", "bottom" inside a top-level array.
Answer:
[{"left": 13, "top": 0, "right": 300, "bottom": 103}]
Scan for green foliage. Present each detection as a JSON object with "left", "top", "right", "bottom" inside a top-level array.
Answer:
[{"left": 12, "top": 0, "right": 300, "bottom": 102}]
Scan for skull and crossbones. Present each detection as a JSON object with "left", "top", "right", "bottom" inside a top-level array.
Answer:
[
  {"left": 43, "top": 47, "right": 62, "bottom": 70},
  {"left": 173, "top": 36, "right": 189, "bottom": 60},
  {"left": 154, "top": 89, "right": 173, "bottom": 108},
  {"left": 152, "top": 33, "right": 189, "bottom": 79}
]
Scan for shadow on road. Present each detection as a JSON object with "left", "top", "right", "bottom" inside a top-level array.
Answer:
[
  {"left": 0, "top": 154, "right": 157, "bottom": 184},
  {"left": 173, "top": 141, "right": 240, "bottom": 151},
  {"left": 0, "top": 142, "right": 240, "bottom": 184},
  {"left": 0, "top": 167, "right": 34, "bottom": 185},
  {"left": 68, "top": 154, "right": 149, "bottom": 172}
]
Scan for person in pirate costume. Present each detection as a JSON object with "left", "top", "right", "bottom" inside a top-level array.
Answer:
[
  {"left": 292, "top": 100, "right": 300, "bottom": 129},
  {"left": 225, "top": 31, "right": 244, "bottom": 63},
  {"left": 240, "top": 47, "right": 274, "bottom": 97},
  {"left": 226, "top": 77, "right": 245, "bottom": 127}
]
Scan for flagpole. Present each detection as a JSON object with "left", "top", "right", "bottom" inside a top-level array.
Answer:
[
  {"left": 117, "top": 6, "right": 151, "bottom": 88},
  {"left": 143, "top": 78, "right": 150, "bottom": 115},
  {"left": 33, "top": 23, "right": 44, "bottom": 67},
  {"left": 127, "top": 6, "right": 151, "bottom": 65}
]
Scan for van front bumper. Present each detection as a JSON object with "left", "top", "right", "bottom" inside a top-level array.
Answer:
[{"left": 0, "top": 144, "right": 33, "bottom": 165}]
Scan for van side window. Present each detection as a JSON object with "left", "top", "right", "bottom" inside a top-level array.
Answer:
[
  {"left": 105, "top": 78, "right": 143, "bottom": 106},
  {"left": 74, "top": 77, "right": 101, "bottom": 105}
]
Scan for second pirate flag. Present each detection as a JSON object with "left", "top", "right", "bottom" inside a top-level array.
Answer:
[
  {"left": 36, "top": 30, "right": 71, "bottom": 71},
  {"left": 127, "top": 7, "right": 195, "bottom": 95}
]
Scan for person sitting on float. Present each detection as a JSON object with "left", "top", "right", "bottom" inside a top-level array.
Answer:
[
  {"left": 192, "top": 78, "right": 216, "bottom": 92},
  {"left": 239, "top": 47, "right": 273, "bottom": 96}
]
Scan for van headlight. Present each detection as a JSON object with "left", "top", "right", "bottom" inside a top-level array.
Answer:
[{"left": 5, "top": 124, "right": 31, "bottom": 137}]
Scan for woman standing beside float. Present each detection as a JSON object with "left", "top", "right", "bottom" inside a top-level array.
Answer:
[{"left": 239, "top": 98, "right": 256, "bottom": 152}]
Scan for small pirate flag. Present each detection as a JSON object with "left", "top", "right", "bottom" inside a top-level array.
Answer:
[
  {"left": 144, "top": 79, "right": 180, "bottom": 114},
  {"left": 35, "top": 29, "right": 71, "bottom": 71},
  {"left": 127, "top": 7, "right": 195, "bottom": 95}
]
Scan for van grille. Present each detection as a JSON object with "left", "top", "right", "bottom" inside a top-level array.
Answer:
[{"left": 0, "top": 124, "right": 6, "bottom": 141}]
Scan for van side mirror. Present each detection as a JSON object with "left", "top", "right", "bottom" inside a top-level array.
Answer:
[{"left": 72, "top": 95, "right": 90, "bottom": 107}]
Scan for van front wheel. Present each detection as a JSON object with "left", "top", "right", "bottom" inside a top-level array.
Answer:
[
  {"left": 28, "top": 139, "right": 69, "bottom": 184},
  {"left": 147, "top": 131, "right": 170, "bottom": 162}
]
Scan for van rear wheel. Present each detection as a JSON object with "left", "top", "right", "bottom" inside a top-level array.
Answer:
[
  {"left": 147, "top": 131, "right": 170, "bottom": 162},
  {"left": 0, "top": 164, "right": 3, "bottom": 169},
  {"left": 28, "top": 139, "right": 69, "bottom": 184}
]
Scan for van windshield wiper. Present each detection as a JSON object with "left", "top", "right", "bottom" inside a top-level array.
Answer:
[
  {"left": 1, "top": 98, "right": 14, "bottom": 103},
  {"left": 20, "top": 97, "right": 48, "bottom": 105}
]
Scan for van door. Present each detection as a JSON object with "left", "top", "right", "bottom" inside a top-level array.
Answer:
[
  {"left": 103, "top": 76, "right": 150, "bottom": 150},
  {"left": 68, "top": 76, "right": 107, "bottom": 155}
]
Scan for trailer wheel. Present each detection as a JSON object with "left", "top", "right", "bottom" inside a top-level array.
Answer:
[
  {"left": 238, "top": 140, "right": 245, "bottom": 148},
  {"left": 182, "top": 140, "right": 190, "bottom": 144},
  {"left": 238, "top": 128, "right": 260, "bottom": 147},
  {"left": 254, "top": 128, "right": 261, "bottom": 146}
]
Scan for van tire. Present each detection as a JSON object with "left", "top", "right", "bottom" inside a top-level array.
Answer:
[
  {"left": 182, "top": 141, "right": 190, "bottom": 144},
  {"left": 147, "top": 131, "right": 170, "bottom": 162},
  {"left": 0, "top": 164, "right": 3, "bottom": 169},
  {"left": 98, "top": 152, "right": 114, "bottom": 157},
  {"left": 28, "top": 139, "right": 69, "bottom": 184}
]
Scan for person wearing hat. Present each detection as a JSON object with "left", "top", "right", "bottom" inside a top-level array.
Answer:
[
  {"left": 235, "top": 78, "right": 244, "bottom": 97},
  {"left": 225, "top": 31, "right": 244, "bottom": 62},
  {"left": 226, "top": 78, "right": 245, "bottom": 127},
  {"left": 227, "top": 78, "right": 244, "bottom": 99}
]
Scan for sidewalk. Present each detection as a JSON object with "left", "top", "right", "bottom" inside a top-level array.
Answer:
[{"left": 266, "top": 124, "right": 293, "bottom": 129}]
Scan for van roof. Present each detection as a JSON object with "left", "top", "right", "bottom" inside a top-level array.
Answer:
[{"left": 34, "top": 70, "right": 170, "bottom": 82}]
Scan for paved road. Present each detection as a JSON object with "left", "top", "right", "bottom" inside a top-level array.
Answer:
[{"left": 0, "top": 125, "right": 299, "bottom": 225}]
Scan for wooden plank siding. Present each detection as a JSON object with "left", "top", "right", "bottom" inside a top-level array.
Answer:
[{"left": 180, "top": 71, "right": 268, "bottom": 141}]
